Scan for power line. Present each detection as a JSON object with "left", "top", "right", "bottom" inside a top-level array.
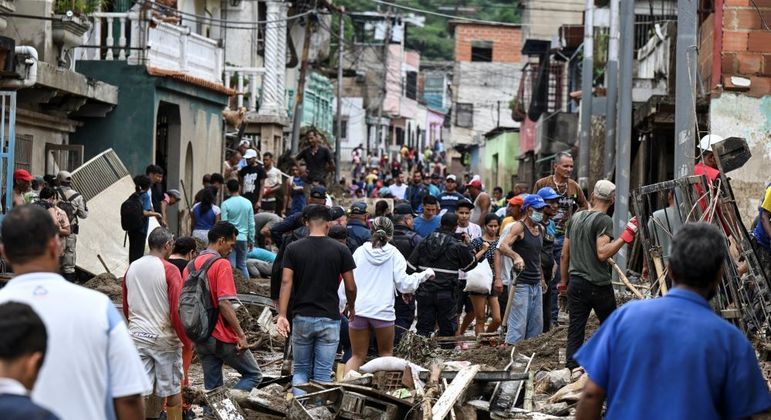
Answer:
[{"left": 368, "top": 0, "right": 525, "bottom": 26}]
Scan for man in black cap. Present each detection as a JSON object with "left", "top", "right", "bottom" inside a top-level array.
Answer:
[
  {"left": 390, "top": 203, "right": 423, "bottom": 343},
  {"left": 408, "top": 213, "right": 477, "bottom": 338},
  {"left": 346, "top": 202, "right": 371, "bottom": 253},
  {"left": 270, "top": 185, "right": 328, "bottom": 247}
]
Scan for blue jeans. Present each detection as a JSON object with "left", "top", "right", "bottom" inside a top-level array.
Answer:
[
  {"left": 505, "top": 283, "right": 543, "bottom": 344},
  {"left": 551, "top": 235, "right": 565, "bottom": 322},
  {"left": 196, "top": 336, "right": 263, "bottom": 391},
  {"left": 228, "top": 240, "right": 249, "bottom": 278},
  {"left": 291, "top": 315, "right": 340, "bottom": 395}
]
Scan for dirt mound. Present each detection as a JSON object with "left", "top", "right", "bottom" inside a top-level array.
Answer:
[
  {"left": 233, "top": 270, "right": 271, "bottom": 295},
  {"left": 83, "top": 273, "right": 122, "bottom": 302}
]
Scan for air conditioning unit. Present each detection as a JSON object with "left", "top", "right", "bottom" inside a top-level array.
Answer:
[{"left": 0, "top": 36, "right": 16, "bottom": 78}]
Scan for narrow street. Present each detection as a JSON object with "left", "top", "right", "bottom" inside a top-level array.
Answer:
[{"left": 0, "top": 0, "right": 768, "bottom": 419}]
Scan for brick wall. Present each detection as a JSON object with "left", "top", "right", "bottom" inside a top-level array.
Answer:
[
  {"left": 720, "top": 0, "right": 771, "bottom": 96},
  {"left": 454, "top": 24, "right": 522, "bottom": 63}
]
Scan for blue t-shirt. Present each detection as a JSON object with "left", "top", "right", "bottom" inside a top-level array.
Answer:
[
  {"left": 414, "top": 215, "right": 440, "bottom": 238},
  {"left": 575, "top": 288, "right": 771, "bottom": 419},
  {"left": 140, "top": 192, "right": 152, "bottom": 235},
  {"left": 752, "top": 184, "right": 771, "bottom": 249}
]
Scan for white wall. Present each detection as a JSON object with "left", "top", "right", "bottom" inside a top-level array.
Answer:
[
  {"left": 333, "top": 96, "right": 367, "bottom": 162},
  {"left": 709, "top": 93, "right": 771, "bottom": 226},
  {"left": 451, "top": 62, "right": 521, "bottom": 146}
]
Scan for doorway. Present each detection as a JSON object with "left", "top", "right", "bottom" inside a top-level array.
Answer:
[{"left": 155, "top": 102, "right": 181, "bottom": 232}]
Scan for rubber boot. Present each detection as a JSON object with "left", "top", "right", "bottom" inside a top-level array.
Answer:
[{"left": 165, "top": 406, "right": 183, "bottom": 420}]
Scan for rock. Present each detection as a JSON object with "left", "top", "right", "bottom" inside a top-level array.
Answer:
[
  {"left": 541, "top": 402, "right": 569, "bottom": 415},
  {"left": 549, "top": 373, "right": 587, "bottom": 403},
  {"left": 534, "top": 368, "right": 571, "bottom": 394}
]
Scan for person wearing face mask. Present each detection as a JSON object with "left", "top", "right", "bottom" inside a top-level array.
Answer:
[
  {"left": 558, "top": 180, "right": 638, "bottom": 370},
  {"left": 496, "top": 194, "right": 547, "bottom": 344}
]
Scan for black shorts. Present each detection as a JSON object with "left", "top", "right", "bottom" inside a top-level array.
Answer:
[{"left": 456, "top": 282, "right": 473, "bottom": 314}]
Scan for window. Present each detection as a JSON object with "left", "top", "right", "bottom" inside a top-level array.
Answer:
[
  {"left": 15, "top": 134, "right": 32, "bottom": 172},
  {"left": 334, "top": 119, "right": 348, "bottom": 140},
  {"left": 471, "top": 40, "right": 493, "bottom": 62},
  {"left": 395, "top": 127, "right": 405, "bottom": 145},
  {"left": 405, "top": 71, "right": 417, "bottom": 100},
  {"left": 455, "top": 103, "right": 473, "bottom": 128}
]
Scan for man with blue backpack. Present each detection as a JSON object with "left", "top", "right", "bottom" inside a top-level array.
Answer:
[
  {"left": 180, "top": 221, "right": 262, "bottom": 393},
  {"left": 121, "top": 175, "right": 162, "bottom": 264}
]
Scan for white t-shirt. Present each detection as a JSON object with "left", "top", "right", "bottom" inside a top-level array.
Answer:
[
  {"left": 456, "top": 223, "right": 481, "bottom": 280},
  {"left": 495, "top": 223, "right": 515, "bottom": 286},
  {"left": 124, "top": 256, "right": 183, "bottom": 350},
  {"left": 389, "top": 183, "right": 407, "bottom": 200},
  {"left": 0, "top": 273, "right": 151, "bottom": 420},
  {"left": 263, "top": 167, "right": 282, "bottom": 202}
]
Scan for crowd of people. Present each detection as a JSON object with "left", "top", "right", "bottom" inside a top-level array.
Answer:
[{"left": 0, "top": 129, "right": 769, "bottom": 419}]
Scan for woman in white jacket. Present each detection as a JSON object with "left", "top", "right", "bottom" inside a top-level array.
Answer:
[{"left": 344, "top": 217, "right": 434, "bottom": 373}]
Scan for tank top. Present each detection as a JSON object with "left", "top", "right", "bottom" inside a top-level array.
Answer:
[
  {"left": 509, "top": 221, "right": 543, "bottom": 285},
  {"left": 470, "top": 193, "right": 489, "bottom": 225}
]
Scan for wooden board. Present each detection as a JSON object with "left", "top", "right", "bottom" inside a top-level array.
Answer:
[{"left": 432, "top": 365, "right": 481, "bottom": 420}]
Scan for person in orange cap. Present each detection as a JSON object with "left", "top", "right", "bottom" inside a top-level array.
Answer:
[
  {"left": 7, "top": 169, "right": 33, "bottom": 211},
  {"left": 500, "top": 194, "right": 526, "bottom": 232}
]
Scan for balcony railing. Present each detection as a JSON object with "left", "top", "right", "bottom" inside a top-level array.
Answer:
[
  {"left": 223, "top": 67, "right": 265, "bottom": 111},
  {"left": 77, "top": 12, "right": 224, "bottom": 84}
]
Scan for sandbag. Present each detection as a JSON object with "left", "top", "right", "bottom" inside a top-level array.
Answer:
[{"left": 464, "top": 260, "right": 493, "bottom": 294}]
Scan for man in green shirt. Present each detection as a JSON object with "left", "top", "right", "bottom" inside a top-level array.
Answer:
[
  {"left": 558, "top": 179, "right": 638, "bottom": 370},
  {"left": 222, "top": 179, "right": 256, "bottom": 278}
]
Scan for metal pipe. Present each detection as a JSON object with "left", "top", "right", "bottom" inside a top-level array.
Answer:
[
  {"left": 0, "top": 46, "right": 39, "bottom": 89},
  {"left": 577, "top": 0, "right": 593, "bottom": 190},
  {"left": 603, "top": 0, "right": 619, "bottom": 180},
  {"left": 614, "top": 0, "right": 635, "bottom": 273},
  {"left": 334, "top": 10, "right": 345, "bottom": 183},
  {"left": 674, "top": 0, "right": 698, "bottom": 178}
]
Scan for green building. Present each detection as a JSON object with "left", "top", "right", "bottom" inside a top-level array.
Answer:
[{"left": 482, "top": 128, "right": 520, "bottom": 192}]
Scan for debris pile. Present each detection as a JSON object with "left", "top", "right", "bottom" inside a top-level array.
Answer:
[{"left": 83, "top": 273, "right": 122, "bottom": 302}]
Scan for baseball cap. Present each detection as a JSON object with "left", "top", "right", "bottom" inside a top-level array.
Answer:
[
  {"left": 13, "top": 169, "right": 33, "bottom": 182},
  {"left": 441, "top": 212, "right": 459, "bottom": 228},
  {"left": 349, "top": 201, "right": 368, "bottom": 215},
  {"left": 537, "top": 187, "right": 561, "bottom": 201},
  {"left": 239, "top": 139, "right": 251, "bottom": 148},
  {"left": 393, "top": 203, "right": 416, "bottom": 216},
  {"left": 243, "top": 149, "right": 258, "bottom": 159},
  {"left": 328, "top": 224, "right": 347, "bottom": 240},
  {"left": 310, "top": 185, "right": 327, "bottom": 199},
  {"left": 329, "top": 206, "right": 346, "bottom": 221},
  {"left": 166, "top": 189, "right": 182, "bottom": 200},
  {"left": 699, "top": 134, "right": 723, "bottom": 152},
  {"left": 430, "top": 173, "right": 441, "bottom": 179},
  {"left": 593, "top": 179, "right": 616, "bottom": 200},
  {"left": 56, "top": 170, "right": 72, "bottom": 183},
  {"left": 508, "top": 194, "right": 526, "bottom": 207},
  {"left": 522, "top": 194, "right": 547, "bottom": 210},
  {"left": 467, "top": 179, "right": 482, "bottom": 189},
  {"left": 446, "top": 174, "right": 457, "bottom": 182},
  {"left": 456, "top": 199, "right": 474, "bottom": 210}
]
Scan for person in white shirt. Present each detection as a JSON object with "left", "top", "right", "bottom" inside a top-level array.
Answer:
[
  {"left": 389, "top": 173, "right": 408, "bottom": 200},
  {"left": 0, "top": 205, "right": 150, "bottom": 420},
  {"left": 123, "top": 227, "right": 190, "bottom": 420},
  {"left": 261, "top": 152, "right": 283, "bottom": 214},
  {"left": 342, "top": 217, "right": 434, "bottom": 373},
  {"left": 455, "top": 199, "right": 482, "bottom": 336}
]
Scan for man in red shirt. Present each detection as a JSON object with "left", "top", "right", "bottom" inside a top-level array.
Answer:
[
  {"left": 694, "top": 134, "right": 722, "bottom": 183},
  {"left": 183, "top": 221, "right": 262, "bottom": 391}
]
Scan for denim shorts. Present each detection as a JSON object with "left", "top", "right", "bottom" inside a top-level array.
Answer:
[{"left": 348, "top": 316, "right": 395, "bottom": 330}]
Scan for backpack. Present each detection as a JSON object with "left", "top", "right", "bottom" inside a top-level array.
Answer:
[
  {"left": 179, "top": 256, "right": 221, "bottom": 343},
  {"left": 120, "top": 193, "right": 145, "bottom": 232},
  {"left": 56, "top": 188, "right": 82, "bottom": 224}
]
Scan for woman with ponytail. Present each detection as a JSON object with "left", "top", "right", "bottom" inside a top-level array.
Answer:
[{"left": 342, "top": 216, "right": 435, "bottom": 373}]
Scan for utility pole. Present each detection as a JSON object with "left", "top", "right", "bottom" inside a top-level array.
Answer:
[
  {"left": 291, "top": 16, "right": 314, "bottom": 155},
  {"left": 577, "top": 0, "right": 593, "bottom": 191},
  {"left": 614, "top": 0, "right": 634, "bottom": 274},
  {"left": 603, "top": 0, "right": 619, "bottom": 180},
  {"left": 674, "top": 0, "right": 698, "bottom": 178},
  {"left": 373, "top": 10, "right": 392, "bottom": 158},
  {"left": 334, "top": 9, "right": 345, "bottom": 183}
]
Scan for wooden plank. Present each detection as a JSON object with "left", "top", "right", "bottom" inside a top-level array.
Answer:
[
  {"left": 432, "top": 365, "right": 481, "bottom": 420},
  {"left": 523, "top": 372, "right": 534, "bottom": 411}
]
